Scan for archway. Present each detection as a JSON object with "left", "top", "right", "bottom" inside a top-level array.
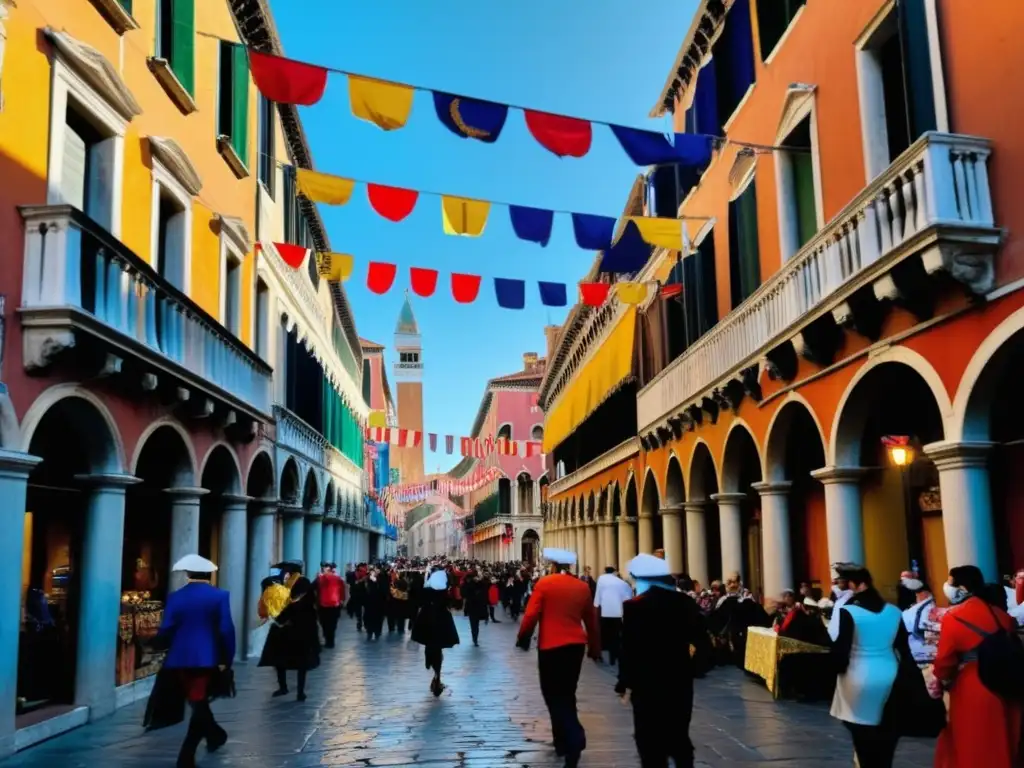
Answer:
[
  {"left": 664, "top": 455, "right": 686, "bottom": 574},
  {"left": 498, "top": 476, "right": 512, "bottom": 516},
  {"left": 22, "top": 394, "right": 122, "bottom": 715},
  {"left": 641, "top": 469, "right": 663, "bottom": 554},
  {"left": 517, "top": 472, "right": 534, "bottom": 516},
  {"left": 621, "top": 475, "right": 639, "bottom": 569},
  {"left": 521, "top": 528, "right": 540, "bottom": 564},
  {"left": 834, "top": 361, "right": 947, "bottom": 598},
  {"left": 301, "top": 469, "right": 321, "bottom": 574},
  {"left": 199, "top": 445, "right": 242, "bottom": 586},
  {"left": 721, "top": 424, "right": 764, "bottom": 597},
  {"left": 122, "top": 424, "right": 196, "bottom": 685},
  {"left": 244, "top": 449, "right": 275, "bottom": 655},
  {"left": 688, "top": 442, "right": 721, "bottom": 585},
  {"left": 764, "top": 399, "right": 829, "bottom": 594}
]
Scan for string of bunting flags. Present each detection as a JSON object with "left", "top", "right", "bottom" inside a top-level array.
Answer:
[
  {"left": 381, "top": 466, "right": 506, "bottom": 507},
  {"left": 365, "top": 426, "right": 543, "bottom": 458},
  {"left": 246, "top": 49, "right": 716, "bottom": 166}
]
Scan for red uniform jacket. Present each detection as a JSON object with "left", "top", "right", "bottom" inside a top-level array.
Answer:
[
  {"left": 316, "top": 573, "right": 345, "bottom": 608},
  {"left": 517, "top": 572, "right": 600, "bottom": 653}
]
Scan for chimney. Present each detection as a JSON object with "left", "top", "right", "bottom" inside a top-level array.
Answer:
[
  {"left": 522, "top": 352, "right": 538, "bottom": 371},
  {"left": 543, "top": 325, "right": 561, "bottom": 363}
]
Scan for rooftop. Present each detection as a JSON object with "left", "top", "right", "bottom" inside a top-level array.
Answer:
[
  {"left": 360, "top": 337, "right": 385, "bottom": 351},
  {"left": 395, "top": 294, "right": 419, "bottom": 335}
]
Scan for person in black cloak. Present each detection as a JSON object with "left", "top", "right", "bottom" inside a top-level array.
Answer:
[
  {"left": 411, "top": 568, "right": 460, "bottom": 697},
  {"left": 462, "top": 569, "right": 489, "bottom": 646},
  {"left": 258, "top": 561, "right": 320, "bottom": 701},
  {"left": 363, "top": 567, "right": 389, "bottom": 640}
]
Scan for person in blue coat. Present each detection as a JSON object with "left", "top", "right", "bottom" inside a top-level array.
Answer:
[{"left": 144, "top": 554, "right": 236, "bottom": 768}]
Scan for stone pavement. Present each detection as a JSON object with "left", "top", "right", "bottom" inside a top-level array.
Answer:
[{"left": 4, "top": 612, "right": 936, "bottom": 767}]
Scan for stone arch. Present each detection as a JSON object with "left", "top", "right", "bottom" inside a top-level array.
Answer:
[
  {"left": 641, "top": 467, "right": 660, "bottom": 516},
  {"left": 687, "top": 440, "right": 719, "bottom": 501},
  {"left": 586, "top": 490, "right": 596, "bottom": 522},
  {"left": 280, "top": 457, "right": 301, "bottom": 504},
  {"left": 764, "top": 394, "right": 827, "bottom": 482},
  {"left": 831, "top": 347, "right": 952, "bottom": 466},
  {"left": 131, "top": 417, "right": 197, "bottom": 483},
  {"left": 201, "top": 443, "right": 242, "bottom": 495},
  {"left": 665, "top": 453, "right": 685, "bottom": 507},
  {"left": 721, "top": 420, "right": 764, "bottom": 493},
  {"left": 497, "top": 422, "right": 513, "bottom": 441},
  {"left": 952, "top": 304, "right": 1024, "bottom": 442},
  {"left": 610, "top": 481, "right": 622, "bottom": 520},
  {"left": 624, "top": 475, "right": 638, "bottom": 519},
  {"left": 20, "top": 385, "right": 125, "bottom": 473},
  {"left": 246, "top": 449, "right": 275, "bottom": 499},
  {"left": 324, "top": 479, "right": 336, "bottom": 515}
]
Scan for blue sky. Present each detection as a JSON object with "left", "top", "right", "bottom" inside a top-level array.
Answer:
[{"left": 269, "top": 0, "right": 697, "bottom": 472}]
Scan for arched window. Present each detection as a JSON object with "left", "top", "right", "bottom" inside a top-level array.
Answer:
[
  {"left": 497, "top": 423, "right": 512, "bottom": 441},
  {"left": 516, "top": 472, "right": 534, "bottom": 515},
  {"left": 531, "top": 424, "right": 543, "bottom": 441}
]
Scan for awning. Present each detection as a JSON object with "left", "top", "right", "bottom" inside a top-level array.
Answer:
[{"left": 543, "top": 307, "right": 637, "bottom": 453}]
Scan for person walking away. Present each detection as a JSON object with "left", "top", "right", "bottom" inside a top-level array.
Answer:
[
  {"left": 510, "top": 572, "right": 526, "bottom": 621},
  {"left": 345, "top": 563, "right": 358, "bottom": 620},
  {"left": 314, "top": 562, "right": 344, "bottom": 649},
  {"left": 411, "top": 569, "right": 460, "bottom": 696},
  {"left": 388, "top": 571, "right": 410, "bottom": 634},
  {"left": 516, "top": 548, "right": 601, "bottom": 768},
  {"left": 144, "top": 555, "right": 235, "bottom": 768},
  {"left": 829, "top": 564, "right": 936, "bottom": 767},
  {"left": 350, "top": 564, "right": 368, "bottom": 631},
  {"left": 932, "top": 564, "right": 1024, "bottom": 768},
  {"left": 594, "top": 566, "right": 633, "bottom": 666},
  {"left": 363, "top": 568, "right": 388, "bottom": 640},
  {"left": 463, "top": 571, "right": 489, "bottom": 645},
  {"left": 488, "top": 577, "right": 502, "bottom": 623},
  {"left": 581, "top": 566, "right": 597, "bottom": 598},
  {"left": 616, "top": 554, "right": 711, "bottom": 768},
  {"left": 258, "top": 562, "right": 320, "bottom": 701}
]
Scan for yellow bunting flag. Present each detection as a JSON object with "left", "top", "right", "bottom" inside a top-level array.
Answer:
[
  {"left": 441, "top": 196, "right": 490, "bottom": 237},
  {"left": 348, "top": 75, "right": 415, "bottom": 131},
  {"left": 615, "top": 282, "right": 648, "bottom": 306},
  {"left": 628, "top": 216, "right": 686, "bottom": 250},
  {"left": 316, "top": 252, "right": 354, "bottom": 282},
  {"left": 368, "top": 410, "right": 387, "bottom": 428},
  {"left": 296, "top": 169, "right": 355, "bottom": 206}
]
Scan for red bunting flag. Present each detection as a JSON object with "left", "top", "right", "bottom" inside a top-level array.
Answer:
[
  {"left": 524, "top": 110, "right": 593, "bottom": 158},
  {"left": 274, "top": 242, "right": 309, "bottom": 268},
  {"left": 661, "top": 283, "right": 683, "bottom": 299},
  {"left": 410, "top": 267, "right": 439, "bottom": 298},
  {"left": 367, "top": 184, "right": 419, "bottom": 222},
  {"left": 451, "top": 273, "right": 482, "bottom": 304},
  {"left": 249, "top": 51, "right": 329, "bottom": 107},
  {"left": 460, "top": 437, "right": 472, "bottom": 457},
  {"left": 579, "top": 282, "right": 611, "bottom": 307},
  {"left": 367, "top": 262, "right": 398, "bottom": 294}
]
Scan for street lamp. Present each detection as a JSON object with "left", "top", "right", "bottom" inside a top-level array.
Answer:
[
  {"left": 883, "top": 435, "right": 920, "bottom": 575},
  {"left": 889, "top": 444, "right": 913, "bottom": 468}
]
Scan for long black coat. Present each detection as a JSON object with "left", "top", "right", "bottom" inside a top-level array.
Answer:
[
  {"left": 461, "top": 577, "right": 489, "bottom": 621},
  {"left": 411, "top": 589, "right": 460, "bottom": 649},
  {"left": 258, "top": 578, "right": 321, "bottom": 671}
]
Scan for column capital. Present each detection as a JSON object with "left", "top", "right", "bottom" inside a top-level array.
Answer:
[
  {"left": 251, "top": 497, "right": 279, "bottom": 515},
  {"left": 638, "top": 511, "right": 655, "bottom": 519},
  {"left": 923, "top": 440, "right": 995, "bottom": 470},
  {"left": 599, "top": 519, "right": 616, "bottom": 528},
  {"left": 279, "top": 504, "right": 304, "bottom": 518},
  {"left": 810, "top": 466, "right": 869, "bottom": 485},
  {"left": 660, "top": 504, "right": 683, "bottom": 516},
  {"left": 620, "top": 516, "right": 638, "bottom": 524},
  {"left": 750, "top": 481, "right": 792, "bottom": 497},
  {"left": 221, "top": 493, "right": 253, "bottom": 507},
  {"left": 709, "top": 492, "right": 747, "bottom": 504},
  {"left": 306, "top": 513, "right": 324, "bottom": 523},
  {"left": 163, "top": 486, "right": 211, "bottom": 501},
  {"left": 75, "top": 473, "right": 141, "bottom": 489},
  {"left": 682, "top": 501, "right": 706, "bottom": 512},
  {"left": 0, "top": 448, "right": 41, "bottom": 478}
]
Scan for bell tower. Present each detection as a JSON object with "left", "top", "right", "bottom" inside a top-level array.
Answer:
[{"left": 393, "top": 293, "right": 425, "bottom": 483}]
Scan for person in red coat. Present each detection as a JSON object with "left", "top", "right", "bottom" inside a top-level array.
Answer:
[
  {"left": 933, "top": 564, "right": 1023, "bottom": 768},
  {"left": 487, "top": 578, "right": 501, "bottom": 623},
  {"left": 313, "top": 563, "right": 345, "bottom": 649}
]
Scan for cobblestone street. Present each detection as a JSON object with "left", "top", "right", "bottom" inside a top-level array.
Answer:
[{"left": 5, "top": 615, "right": 936, "bottom": 767}]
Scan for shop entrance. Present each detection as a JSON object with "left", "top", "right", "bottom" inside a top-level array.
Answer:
[{"left": 521, "top": 529, "right": 539, "bottom": 564}]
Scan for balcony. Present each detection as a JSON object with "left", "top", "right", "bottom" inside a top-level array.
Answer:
[
  {"left": 637, "top": 132, "right": 1000, "bottom": 433},
  {"left": 19, "top": 205, "right": 272, "bottom": 426},
  {"left": 274, "top": 405, "right": 327, "bottom": 464},
  {"left": 548, "top": 437, "right": 640, "bottom": 497}
]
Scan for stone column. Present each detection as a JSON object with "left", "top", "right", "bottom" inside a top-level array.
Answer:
[
  {"left": 164, "top": 487, "right": 209, "bottom": 591},
  {"left": 322, "top": 519, "right": 336, "bottom": 565},
  {"left": 810, "top": 467, "right": 867, "bottom": 566},
  {"left": 0, "top": 450, "right": 41, "bottom": 757},
  {"left": 923, "top": 441, "right": 999, "bottom": 581},
  {"left": 281, "top": 505, "right": 305, "bottom": 564},
  {"left": 217, "top": 494, "right": 250, "bottom": 660},
  {"left": 573, "top": 525, "right": 583, "bottom": 566},
  {"left": 661, "top": 505, "right": 684, "bottom": 575},
  {"left": 618, "top": 517, "right": 637, "bottom": 576},
  {"left": 246, "top": 499, "right": 276, "bottom": 656},
  {"left": 711, "top": 493, "right": 746, "bottom": 582},
  {"left": 752, "top": 482, "right": 794, "bottom": 601},
  {"left": 304, "top": 514, "right": 323, "bottom": 574},
  {"left": 683, "top": 502, "right": 708, "bottom": 587},
  {"left": 596, "top": 522, "right": 609, "bottom": 574},
  {"left": 585, "top": 522, "right": 599, "bottom": 576},
  {"left": 638, "top": 511, "right": 655, "bottom": 555},
  {"left": 74, "top": 473, "right": 139, "bottom": 720}
]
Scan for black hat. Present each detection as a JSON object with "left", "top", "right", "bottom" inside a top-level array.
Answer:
[{"left": 271, "top": 560, "right": 303, "bottom": 575}]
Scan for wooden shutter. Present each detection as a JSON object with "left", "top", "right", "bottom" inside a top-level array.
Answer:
[
  {"left": 171, "top": 0, "right": 195, "bottom": 96},
  {"left": 231, "top": 44, "right": 250, "bottom": 166},
  {"left": 728, "top": 181, "right": 761, "bottom": 308},
  {"left": 61, "top": 123, "right": 88, "bottom": 211},
  {"left": 119, "top": 0, "right": 133, "bottom": 13},
  {"left": 898, "top": 0, "right": 937, "bottom": 140},
  {"left": 791, "top": 153, "right": 817, "bottom": 248},
  {"left": 86, "top": 138, "right": 116, "bottom": 232}
]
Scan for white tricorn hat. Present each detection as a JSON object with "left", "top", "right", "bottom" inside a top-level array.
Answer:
[
  {"left": 542, "top": 547, "right": 577, "bottom": 566},
  {"left": 627, "top": 553, "right": 671, "bottom": 579},
  {"left": 172, "top": 554, "right": 218, "bottom": 573},
  {"left": 426, "top": 570, "right": 449, "bottom": 590}
]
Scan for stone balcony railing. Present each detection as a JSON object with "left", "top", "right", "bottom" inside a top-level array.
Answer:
[
  {"left": 19, "top": 205, "right": 272, "bottom": 423},
  {"left": 274, "top": 404, "right": 327, "bottom": 465},
  {"left": 637, "top": 132, "right": 1000, "bottom": 433},
  {"left": 549, "top": 437, "right": 640, "bottom": 497}
]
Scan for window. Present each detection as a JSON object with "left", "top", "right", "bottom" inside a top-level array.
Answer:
[
  {"left": 728, "top": 179, "right": 761, "bottom": 308},
  {"left": 784, "top": 118, "right": 817, "bottom": 250},
  {"left": 119, "top": 0, "right": 132, "bottom": 13},
  {"left": 222, "top": 251, "right": 241, "bottom": 336},
  {"left": 399, "top": 351, "right": 419, "bottom": 364},
  {"left": 217, "top": 41, "right": 249, "bottom": 167},
  {"left": 257, "top": 93, "right": 275, "bottom": 197},
  {"left": 774, "top": 87, "right": 823, "bottom": 263},
  {"left": 712, "top": 0, "right": 756, "bottom": 131},
  {"left": 155, "top": 0, "right": 194, "bottom": 95},
  {"left": 254, "top": 278, "right": 269, "bottom": 359},
  {"left": 682, "top": 228, "right": 719, "bottom": 347},
  {"left": 497, "top": 424, "right": 512, "bottom": 441},
  {"left": 756, "top": 0, "right": 805, "bottom": 61},
  {"left": 156, "top": 187, "right": 187, "bottom": 290},
  {"left": 61, "top": 105, "right": 119, "bottom": 231},
  {"left": 531, "top": 425, "right": 543, "bottom": 441},
  {"left": 362, "top": 359, "right": 372, "bottom": 405},
  {"left": 856, "top": 0, "right": 945, "bottom": 181}
]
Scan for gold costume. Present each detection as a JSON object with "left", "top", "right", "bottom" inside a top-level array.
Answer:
[{"left": 259, "top": 583, "right": 292, "bottom": 621}]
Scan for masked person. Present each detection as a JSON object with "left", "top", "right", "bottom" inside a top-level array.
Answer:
[
  {"left": 258, "top": 561, "right": 320, "bottom": 701},
  {"left": 411, "top": 569, "right": 460, "bottom": 696},
  {"left": 144, "top": 555, "right": 235, "bottom": 768},
  {"left": 516, "top": 548, "right": 601, "bottom": 768}
]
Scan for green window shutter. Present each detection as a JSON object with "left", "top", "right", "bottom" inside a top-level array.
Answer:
[
  {"left": 791, "top": 153, "right": 817, "bottom": 248},
  {"left": 898, "top": 0, "right": 937, "bottom": 140},
  {"left": 171, "top": 0, "right": 195, "bottom": 96},
  {"left": 727, "top": 182, "right": 761, "bottom": 308},
  {"left": 231, "top": 44, "right": 250, "bottom": 166},
  {"left": 119, "top": 0, "right": 133, "bottom": 14}
]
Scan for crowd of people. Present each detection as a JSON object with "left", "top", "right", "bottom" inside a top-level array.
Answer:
[{"left": 131, "top": 545, "right": 1024, "bottom": 768}]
